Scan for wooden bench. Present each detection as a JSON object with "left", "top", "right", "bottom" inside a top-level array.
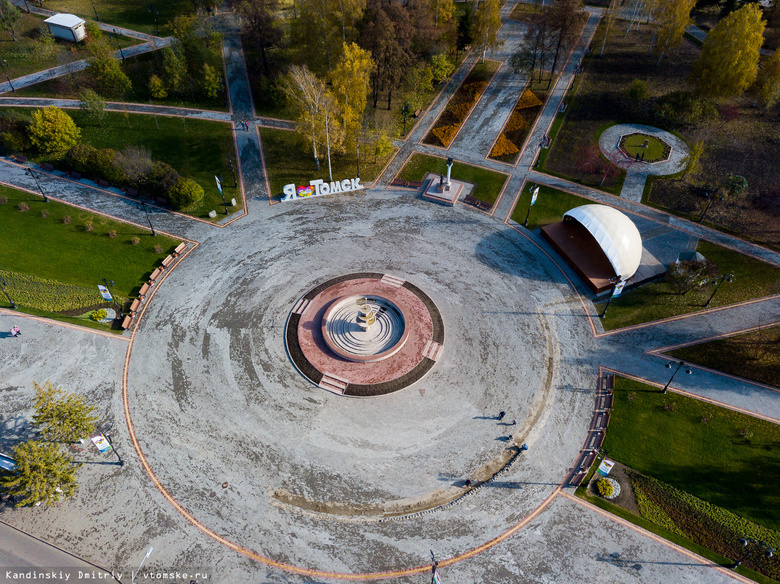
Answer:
[
  {"left": 129, "top": 298, "right": 141, "bottom": 314},
  {"left": 68, "top": 171, "right": 82, "bottom": 180},
  {"left": 582, "top": 451, "right": 597, "bottom": 470},
  {"left": 408, "top": 180, "right": 423, "bottom": 188},
  {"left": 390, "top": 178, "right": 407, "bottom": 187},
  {"left": 570, "top": 469, "right": 586, "bottom": 487},
  {"left": 97, "top": 179, "right": 110, "bottom": 188},
  {"left": 414, "top": 109, "right": 422, "bottom": 118},
  {"left": 121, "top": 315, "right": 133, "bottom": 330},
  {"left": 173, "top": 243, "right": 187, "bottom": 256},
  {"left": 464, "top": 194, "right": 479, "bottom": 206},
  {"left": 161, "top": 255, "right": 174, "bottom": 269},
  {"left": 476, "top": 200, "right": 492, "bottom": 211},
  {"left": 605, "top": 393, "right": 613, "bottom": 409},
  {"left": 125, "top": 188, "right": 138, "bottom": 197},
  {"left": 12, "top": 155, "right": 27, "bottom": 164},
  {"left": 604, "top": 374, "right": 614, "bottom": 391},
  {"left": 149, "top": 268, "right": 162, "bottom": 283},
  {"left": 41, "top": 163, "right": 54, "bottom": 172},
  {"left": 138, "top": 283, "right": 150, "bottom": 298},
  {"left": 154, "top": 196, "right": 169, "bottom": 206}
]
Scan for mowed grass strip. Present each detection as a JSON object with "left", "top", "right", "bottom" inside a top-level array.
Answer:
[
  {"left": 395, "top": 153, "right": 508, "bottom": 205},
  {"left": 510, "top": 183, "right": 592, "bottom": 230},
  {"left": 0, "top": 108, "right": 240, "bottom": 221},
  {"left": 259, "top": 127, "right": 396, "bottom": 199},
  {"left": 39, "top": 0, "right": 192, "bottom": 36},
  {"left": 0, "top": 184, "right": 179, "bottom": 302},
  {"left": 596, "top": 240, "right": 780, "bottom": 330},
  {"left": 669, "top": 325, "right": 780, "bottom": 388},
  {"left": 604, "top": 376, "right": 780, "bottom": 531}
]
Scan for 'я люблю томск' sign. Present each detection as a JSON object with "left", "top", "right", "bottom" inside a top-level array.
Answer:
[{"left": 282, "top": 177, "right": 364, "bottom": 201}]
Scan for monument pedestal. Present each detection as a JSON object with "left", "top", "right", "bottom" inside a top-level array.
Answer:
[{"left": 423, "top": 176, "right": 464, "bottom": 206}]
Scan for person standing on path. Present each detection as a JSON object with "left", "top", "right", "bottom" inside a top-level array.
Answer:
[{"left": 498, "top": 411, "right": 506, "bottom": 421}]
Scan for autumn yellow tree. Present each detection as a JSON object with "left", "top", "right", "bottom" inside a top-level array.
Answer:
[
  {"left": 751, "top": 49, "right": 780, "bottom": 109},
  {"left": 651, "top": 0, "right": 696, "bottom": 65},
  {"left": 473, "top": 0, "right": 503, "bottom": 62},
  {"left": 428, "top": 0, "right": 454, "bottom": 28},
  {"left": 331, "top": 42, "right": 374, "bottom": 157},
  {"left": 691, "top": 4, "right": 765, "bottom": 98}
]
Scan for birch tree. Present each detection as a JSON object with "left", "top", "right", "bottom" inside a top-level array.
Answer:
[
  {"left": 651, "top": 0, "right": 695, "bottom": 65},
  {"left": 473, "top": 0, "right": 503, "bottom": 62}
]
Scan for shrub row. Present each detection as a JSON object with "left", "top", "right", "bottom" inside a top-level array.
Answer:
[
  {"left": 490, "top": 89, "right": 544, "bottom": 161},
  {"left": 0, "top": 270, "right": 104, "bottom": 313},
  {"left": 64, "top": 143, "right": 203, "bottom": 210},
  {"left": 425, "top": 74, "right": 492, "bottom": 147},
  {"left": 633, "top": 473, "right": 780, "bottom": 579}
]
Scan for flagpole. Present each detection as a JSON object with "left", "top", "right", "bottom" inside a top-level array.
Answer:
[{"left": 524, "top": 184, "right": 538, "bottom": 227}]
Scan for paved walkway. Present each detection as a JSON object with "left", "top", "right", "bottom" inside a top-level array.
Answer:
[
  {"left": 599, "top": 123, "right": 689, "bottom": 203},
  {"left": 0, "top": 2, "right": 779, "bottom": 582},
  {"left": 0, "top": 37, "right": 173, "bottom": 95}
]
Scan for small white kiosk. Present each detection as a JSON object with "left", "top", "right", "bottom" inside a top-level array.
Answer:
[{"left": 44, "top": 14, "right": 87, "bottom": 43}]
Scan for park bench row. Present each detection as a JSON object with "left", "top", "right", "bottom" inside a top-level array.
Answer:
[
  {"left": 568, "top": 373, "right": 615, "bottom": 487},
  {"left": 390, "top": 178, "right": 424, "bottom": 189},
  {"left": 464, "top": 194, "right": 492, "bottom": 212},
  {"left": 121, "top": 242, "right": 187, "bottom": 330}
]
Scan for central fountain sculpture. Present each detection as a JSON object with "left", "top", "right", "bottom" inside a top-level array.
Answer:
[{"left": 356, "top": 300, "right": 377, "bottom": 330}]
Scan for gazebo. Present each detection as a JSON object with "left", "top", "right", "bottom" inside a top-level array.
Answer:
[{"left": 540, "top": 204, "right": 643, "bottom": 293}]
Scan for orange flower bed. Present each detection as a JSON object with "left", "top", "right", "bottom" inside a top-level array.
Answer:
[
  {"left": 490, "top": 134, "right": 519, "bottom": 157},
  {"left": 431, "top": 125, "right": 460, "bottom": 148},
  {"left": 489, "top": 88, "right": 546, "bottom": 163}
]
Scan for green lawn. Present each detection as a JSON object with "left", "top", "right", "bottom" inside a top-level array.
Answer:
[
  {"left": 0, "top": 184, "right": 179, "bottom": 329},
  {"left": 669, "top": 326, "right": 780, "bottom": 389},
  {"left": 0, "top": 12, "right": 137, "bottom": 80},
  {"left": 619, "top": 133, "right": 668, "bottom": 162},
  {"left": 596, "top": 240, "right": 780, "bottom": 330},
  {"left": 259, "top": 127, "right": 397, "bottom": 199},
  {"left": 5, "top": 108, "right": 240, "bottom": 221},
  {"left": 39, "top": 0, "right": 193, "bottom": 36},
  {"left": 605, "top": 377, "right": 780, "bottom": 530},
  {"left": 395, "top": 153, "right": 509, "bottom": 206},
  {"left": 510, "top": 184, "right": 592, "bottom": 230}
]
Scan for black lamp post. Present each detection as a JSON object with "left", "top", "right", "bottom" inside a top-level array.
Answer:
[
  {"left": 113, "top": 29, "right": 125, "bottom": 60},
  {"left": 705, "top": 273, "right": 733, "bottom": 308},
  {"left": 698, "top": 189, "right": 722, "bottom": 223},
  {"left": 147, "top": 5, "right": 160, "bottom": 36},
  {"left": 218, "top": 174, "right": 228, "bottom": 214},
  {"left": 1, "top": 279, "right": 17, "bottom": 309},
  {"left": 662, "top": 360, "right": 692, "bottom": 394},
  {"left": 730, "top": 537, "right": 774, "bottom": 570},
  {"left": 141, "top": 202, "right": 156, "bottom": 236},
  {"left": 599, "top": 277, "right": 621, "bottom": 319},
  {"left": 401, "top": 102, "right": 410, "bottom": 134},
  {"left": 1, "top": 59, "right": 14, "bottom": 92},
  {"left": 227, "top": 154, "right": 237, "bottom": 187},
  {"left": 25, "top": 168, "right": 48, "bottom": 202}
]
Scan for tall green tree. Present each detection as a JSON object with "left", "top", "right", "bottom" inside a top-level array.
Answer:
[
  {"left": 428, "top": 0, "right": 454, "bottom": 28},
  {"left": 361, "top": 2, "right": 412, "bottom": 109},
  {"left": 161, "top": 46, "right": 188, "bottom": 94},
  {"left": 472, "top": 0, "right": 503, "bottom": 62},
  {"left": 236, "top": 0, "right": 282, "bottom": 77},
  {"left": 1, "top": 441, "right": 79, "bottom": 507},
  {"left": 32, "top": 381, "right": 98, "bottom": 443},
  {"left": 79, "top": 89, "right": 106, "bottom": 127},
  {"left": 28, "top": 108, "right": 81, "bottom": 156},
  {"left": 651, "top": 0, "right": 696, "bottom": 65},
  {"left": 86, "top": 41, "right": 132, "bottom": 97},
  {"left": 681, "top": 139, "right": 705, "bottom": 180},
  {"left": 0, "top": 0, "right": 22, "bottom": 42},
  {"left": 750, "top": 49, "right": 780, "bottom": 109},
  {"left": 201, "top": 63, "right": 221, "bottom": 99},
  {"left": 691, "top": 4, "right": 765, "bottom": 98}
]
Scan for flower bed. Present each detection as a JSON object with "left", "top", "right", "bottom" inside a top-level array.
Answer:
[
  {"left": 423, "top": 60, "right": 500, "bottom": 148},
  {"left": 489, "top": 88, "right": 545, "bottom": 164}
]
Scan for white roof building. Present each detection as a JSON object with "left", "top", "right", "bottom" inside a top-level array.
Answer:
[
  {"left": 563, "top": 204, "right": 643, "bottom": 281},
  {"left": 44, "top": 14, "right": 87, "bottom": 42}
]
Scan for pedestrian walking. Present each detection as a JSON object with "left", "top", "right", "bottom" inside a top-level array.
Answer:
[
  {"left": 510, "top": 419, "right": 516, "bottom": 426},
  {"left": 498, "top": 411, "right": 505, "bottom": 421},
  {"left": 10, "top": 325, "right": 20, "bottom": 337}
]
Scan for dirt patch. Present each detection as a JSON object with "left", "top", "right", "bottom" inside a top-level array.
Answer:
[{"left": 587, "top": 461, "right": 639, "bottom": 515}]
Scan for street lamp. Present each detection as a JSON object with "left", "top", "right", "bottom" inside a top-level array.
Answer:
[
  {"left": 140, "top": 202, "right": 156, "bottom": 236},
  {"left": 25, "top": 168, "right": 48, "bottom": 202},
  {"left": 90, "top": 0, "right": 100, "bottom": 21},
  {"left": 113, "top": 29, "right": 125, "bottom": 60},
  {"left": 730, "top": 537, "right": 774, "bottom": 570},
  {"left": 599, "top": 277, "right": 622, "bottom": 319},
  {"left": 1, "top": 279, "right": 17, "bottom": 309},
  {"left": 147, "top": 5, "right": 160, "bottom": 36},
  {"left": 1, "top": 59, "right": 14, "bottom": 92},
  {"left": 662, "top": 360, "right": 691, "bottom": 394},
  {"left": 705, "top": 273, "right": 733, "bottom": 308},
  {"left": 698, "top": 188, "right": 722, "bottom": 223}
]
